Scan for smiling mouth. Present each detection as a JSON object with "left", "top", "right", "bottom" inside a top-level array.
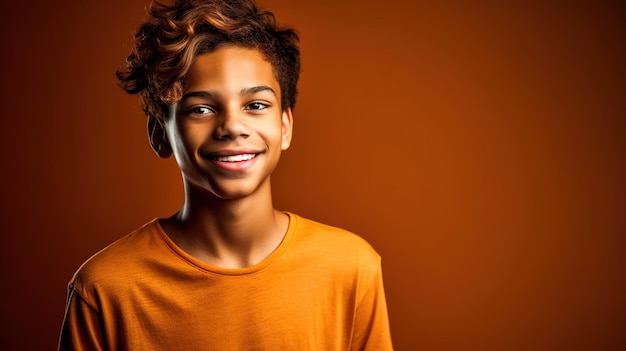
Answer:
[{"left": 209, "top": 154, "right": 258, "bottom": 162}]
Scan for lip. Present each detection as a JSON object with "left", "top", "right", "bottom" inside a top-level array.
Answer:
[{"left": 202, "top": 150, "right": 261, "bottom": 172}]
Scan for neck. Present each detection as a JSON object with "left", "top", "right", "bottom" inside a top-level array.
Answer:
[{"left": 161, "top": 180, "right": 289, "bottom": 268}]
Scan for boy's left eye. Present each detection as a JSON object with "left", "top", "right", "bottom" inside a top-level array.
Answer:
[{"left": 246, "top": 102, "right": 269, "bottom": 111}]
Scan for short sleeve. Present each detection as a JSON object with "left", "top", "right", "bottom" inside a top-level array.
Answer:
[
  {"left": 58, "top": 284, "right": 106, "bottom": 351},
  {"left": 351, "top": 261, "right": 394, "bottom": 350}
]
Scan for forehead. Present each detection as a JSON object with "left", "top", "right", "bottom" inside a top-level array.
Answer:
[{"left": 184, "top": 46, "right": 280, "bottom": 96}]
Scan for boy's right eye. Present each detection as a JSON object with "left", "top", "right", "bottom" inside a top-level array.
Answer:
[{"left": 187, "top": 106, "right": 213, "bottom": 115}]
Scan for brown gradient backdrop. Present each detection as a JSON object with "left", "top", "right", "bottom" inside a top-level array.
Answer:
[{"left": 1, "top": 0, "right": 624, "bottom": 349}]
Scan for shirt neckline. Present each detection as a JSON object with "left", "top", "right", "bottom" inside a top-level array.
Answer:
[{"left": 152, "top": 212, "right": 297, "bottom": 276}]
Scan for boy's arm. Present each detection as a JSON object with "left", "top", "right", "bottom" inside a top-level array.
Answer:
[
  {"left": 58, "top": 286, "right": 106, "bottom": 351},
  {"left": 351, "top": 265, "right": 394, "bottom": 351}
]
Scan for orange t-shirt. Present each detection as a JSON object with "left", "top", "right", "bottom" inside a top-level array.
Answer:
[{"left": 58, "top": 213, "right": 393, "bottom": 350}]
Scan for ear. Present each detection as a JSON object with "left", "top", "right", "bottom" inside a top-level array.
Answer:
[
  {"left": 148, "top": 116, "right": 172, "bottom": 158},
  {"left": 281, "top": 108, "right": 294, "bottom": 150}
]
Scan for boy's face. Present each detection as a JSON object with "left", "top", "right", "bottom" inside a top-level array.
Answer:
[{"left": 152, "top": 46, "right": 293, "bottom": 200}]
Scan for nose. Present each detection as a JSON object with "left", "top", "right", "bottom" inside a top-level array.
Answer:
[{"left": 213, "top": 107, "right": 250, "bottom": 140}]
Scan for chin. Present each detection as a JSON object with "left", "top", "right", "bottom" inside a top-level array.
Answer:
[
  {"left": 207, "top": 180, "right": 270, "bottom": 201},
  {"left": 209, "top": 189, "right": 253, "bottom": 200}
]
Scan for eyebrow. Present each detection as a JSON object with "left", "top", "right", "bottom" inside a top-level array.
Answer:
[
  {"left": 241, "top": 85, "right": 276, "bottom": 96},
  {"left": 181, "top": 85, "right": 276, "bottom": 101}
]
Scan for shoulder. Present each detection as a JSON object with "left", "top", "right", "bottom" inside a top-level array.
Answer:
[
  {"left": 69, "top": 220, "right": 161, "bottom": 301},
  {"left": 287, "top": 213, "right": 381, "bottom": 267},
  {"left": 286, "top": 213, "right": 384, "bottom": 302}
]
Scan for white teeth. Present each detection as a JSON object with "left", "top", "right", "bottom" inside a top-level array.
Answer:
[{"left": 214, "top": 154, "right": 256, "bottom": 162}]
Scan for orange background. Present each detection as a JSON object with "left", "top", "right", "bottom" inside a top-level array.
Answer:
[{"left": 1, "top": 0, "right": 624, "bottom": 349}]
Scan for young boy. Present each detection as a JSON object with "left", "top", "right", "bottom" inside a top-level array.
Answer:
[{"left": 58, "top": 0, "right": 392, "bottom": 349}]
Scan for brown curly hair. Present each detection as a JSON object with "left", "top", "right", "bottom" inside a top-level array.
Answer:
[{"left": 115, "top": 0, "right": 300, "bottom": 122}]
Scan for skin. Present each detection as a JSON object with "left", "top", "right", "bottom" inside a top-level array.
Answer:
[{"left": 148, "top": 46, "right": 293, "bottom": 269}]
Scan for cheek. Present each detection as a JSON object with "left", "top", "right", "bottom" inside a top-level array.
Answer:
[
  {"left": 168, "top": 120, "right": 207, "bottom": 156},
  {"left": 264, "top": 122, "right": 286, "bottom": 147},
  {"left": 250, "top": 116, "right": 281, "bottom": 141}
]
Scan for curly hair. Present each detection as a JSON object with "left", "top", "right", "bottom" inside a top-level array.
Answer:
[{"left": 115, "top": 0, "right": 300, "bottom": 122}]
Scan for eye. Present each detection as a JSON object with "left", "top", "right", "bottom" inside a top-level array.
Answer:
[
  {"left": 186, "top": 105, "right": 214, "bottom": 116},
  {"left": 245, "top": 102, "right": 269, "bottom": 111}
]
